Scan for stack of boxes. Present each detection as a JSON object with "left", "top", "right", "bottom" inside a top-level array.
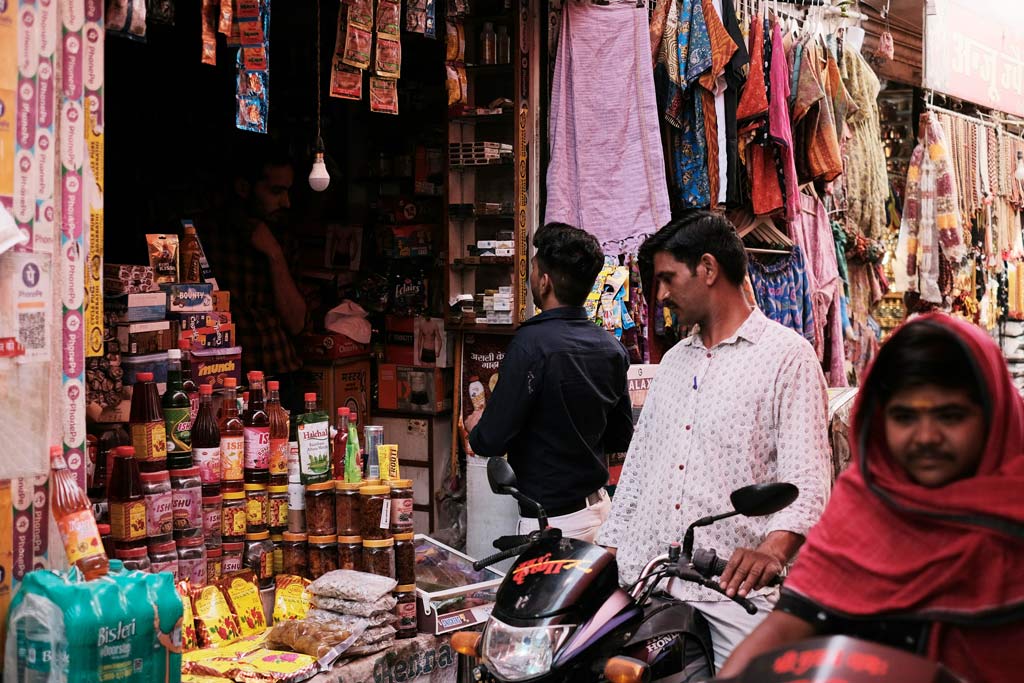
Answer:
[{"left": 447, "top": 141, "right": 512, "bottom": 167}]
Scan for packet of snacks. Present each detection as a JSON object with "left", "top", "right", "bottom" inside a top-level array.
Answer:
[
  {"left": 192, "top": 583, "right": 243, "bottom": 647},
  {"left": 273, "top": 574, "right": 312, "bottom": 622},
  {"left": 178, "top": 581, "right": 199, "bottom": 651},
  {"left": 370, "top": 77, "right": 399, "bottom": 115},
  {"left": 220, "top": 571, "right": 268, "bottom": 637}
]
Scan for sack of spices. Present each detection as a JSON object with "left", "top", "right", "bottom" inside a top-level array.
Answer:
[{"left": 308, "top": 568, "right": 397, "bottom": 602}]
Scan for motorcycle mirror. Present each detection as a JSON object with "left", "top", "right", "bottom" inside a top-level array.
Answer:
[
  {"left": 730, "top": 483, "right": 799, "bottom": 517},
  {"left": 487, "top": 457, "right": 519, "bottom": 495}
]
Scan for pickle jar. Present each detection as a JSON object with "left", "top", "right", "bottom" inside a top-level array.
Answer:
[
  {"left": 335, "top": 481, "right": 362, "bottom": 537},
  {"left": 222, "top": 491, "right": 247, "bottom": 543},
  {"left": 308, "top": 535, "right": 339, "bottom": 580},
  {"left": 268, "top": 484, "right": 289, "bottom": 535},
  {"left": 393, "top": 532, "right": 416, "bottom": 586},
  {"left": 114, "top": 545, "right": 151, "bottom": 572},
  {"left": 362, "top": 538, "right": 395, "bottom": 578},
  {"left": 394, "top": 584, "right": 417, "bottom": 639},
  {"left": 148, "top": 540, "right": 179, "bottom": 578},
  {"left": 244, "top": 530, "right": 275, "bottom": 588},
  {"left": 305, "top": 482, "right": 337, "bottom": 537},
  {"left": 177, "top": 536, "right": 208, "bottom": 587},
  {"left": 281, "top": 532, "right": 308, "bottom": 577},
  {"left": 271, "top": 533, "right": 284, "bottom": 575},
  {"left": 207, "top": 545, "right": 224, "bottom": 583},
  {"left": 387, "top": 479, "right": 414, "bottom": 534},
  {"left": 222, "top": 541, "right": 244, "bottom": 574},
  {"left": 202, "top": 495, "right": 223, "bottom": 547},
  {"left": 244, "top": 483, "right": 269, "bottom": 533},
  {"left": 337, "top": 535, "right": 363, "bottom": 572},
  {"left": 359, "top": 485, "right": 392, "bottom": 541}
]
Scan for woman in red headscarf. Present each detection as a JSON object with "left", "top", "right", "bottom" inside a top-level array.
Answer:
[{"left": 719, "top": 313, "right": 1024, "bottom": 682}]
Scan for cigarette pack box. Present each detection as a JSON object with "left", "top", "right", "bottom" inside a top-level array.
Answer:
[
  {"left": 116, "top": 321, "right": 174, "bottom": 356},
  {"left": 212, "top": 290, "right": 231, "bottom": 312},
  {"left": 178, "top": 324, "right": 235, "bottom": 350}
]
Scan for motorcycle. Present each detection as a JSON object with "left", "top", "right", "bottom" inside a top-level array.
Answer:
[{"left": 451, "top": 457, "right": 799, "bottom": 682}]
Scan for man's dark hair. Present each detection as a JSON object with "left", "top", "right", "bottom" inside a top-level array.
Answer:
[
  {"left": 229, "top": 135, "right": 293, "bottom": 184},
  {"left": 638, "top": 211, "right": 748, "bottom": 286},
  {"left": 533, "top": 223, "right": 604, "bottom": 307},
  {"left": 869, "top": 321, "right": 987, "bottom": 411}
]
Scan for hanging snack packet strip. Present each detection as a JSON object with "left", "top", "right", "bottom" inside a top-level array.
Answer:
[
  {"left": 376, "top": 0, "right": 401, "bottom": 37},
  {"left": 218, "top": 0, "right": 233, "bottom": 35},
  {"left": 375, "top": 35, "right": 402, "bottom": 79},
  {"left": 342, "top": 20, "right": 373, "bottom": 71},
  {"left": 331, "top": 8, "right": 364, "bottom": 100},
  {"left": 201, "top": 0, "right": 218, "bottom": 65},
  {"left": 235, "top": 0, "right": 271, "bottom": 133},
  {"left": 370, "top": 77, "right": 400, "bottom": 115}
]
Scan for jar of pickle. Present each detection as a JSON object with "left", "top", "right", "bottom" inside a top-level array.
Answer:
[
  {"left": 308, "top": 535, "right": 339, "bottom": 580},
  {"left": 387, "top": 480, "right": 414, "bottom": 534},
  {"left": 268, "top": 485, "right": 289, "bottom": 535},
  {"left": 305, "top": 482, "right": 336, "bottom": 537},
  {"left": 271, "top": 533, "right": 284, "bottom": 575},
  {"left": 177, "top": 536, "right": 208, "bottom": 587},
  {"left": 337, "top": 535, "right": 362, "bottom": 571},
  {"left": 207, "top": 545, "right": 224, "bottom": 582},
  {"left": 394, "top": 584, "right": 417, "bottom": 639},
  {"left": 393, "top": 532, "right": 416, "bottom": 585},
  {"left": 359, "top": 485, "right": 392, "bottom": 541},
  {"left": 223, "top": 541, "right": 244, "bottom": 574},
  {"left": 281, "top": 532, "right": 308, "bottom": 577},
  {"left": 244, "top": 531, "right": 275, "bottom": 588},
  {"left": 115, "top": 545, "right": 151, "bottom": 572},
  {"left": 244, "top": 483, "right": 269, "bottom": 533},
  {"left": 335, "top": 482, "right": 362, "bottom": 537},
  {"left": 202, "top": 495, "right": 223, "bottom": 547},
  {"left": 149, "top": 540, "right": 179, "bottom": 578},
  {"left": 222, "top": 491, "right": 247, "bottom": 543},
  {"left": 362, "top": 538, "right": 394, "bottom": 578}
]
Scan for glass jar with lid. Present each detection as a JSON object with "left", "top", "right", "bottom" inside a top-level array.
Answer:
[
  {"left": 308, "top": 535, "right": 339, "bottom": 580},
  {"left": 393, "top": 532, "right": 416, "bottom": 586},
  {"left": 244, "top": 531, "right": 275, "bottom": 588},
  {"left": 387, "top": 480, "right": 414, "bottom": 534},
  {"left": 362, "top": 538, "right": 394, "bottom": 578},
  {"left": 202, "top": 495, "right": 223, "bottom": 547},
  {"left": 114, "top": 545, "right": 151, "bottom": 572},
  {"left": 305, "top": 482, "right": 336, "bottom": 537},
  {"left": 335, "top": 481, "right": 362, "bottom": 537},
  {"left": 394, "top": 584, "right": 417, "bottom": 639},
  {"left": 359, "top": 485, "right": 392, "bottom": 541},
  {"left": 148, "top": 540, "right": 179, "bottom": 578},
  {"left": 222, "top": 491, "right": 247, "bottom": 543},
  {"left": 281, "top": 532, "right": 308, "bottom": 577},
  {"left": 337, "top": 535, "right": 362, "bottom": 571},
  {"left": 271, "top": 533, "right": 284, "bottom": 575},
  {"left": 244, "top": 483, "right": 269, "bottom": 533},
  {"left": 177, "top": 535, "right": 207, "bottom": 586},
  {"left": 268, "top": 485, "right": 289, "bottom": 535}
]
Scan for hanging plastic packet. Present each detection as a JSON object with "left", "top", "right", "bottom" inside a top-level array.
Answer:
[
  {"left": 201, "top": 0, "right": 218, "bottom": 65},
  {"left": 376, "top": 0, "right": 401, "bottom": 37},
  {"left": 375, "top": 35, "right": 401, "bottom": 78},
  {"left": 331, "top": 66, "right": 364, "bottom": 101},
  {"left": 218, "top": 0, "right": 233, "bottom": 34},
  {"left": 370, "top": 78, "right": 400, "bottom": 115},
  {"left": 147, "top": 234, "right": 180, "bottom": 284},
  {"left": 107, "top": 0, "right": 148, "bottom": 40},
  {"left": 348, "top": 0, "right": 374, "bottom": 31},
  {"left": 148, "top": 0, "right": 175, "bottom": 25},
  {"left": 235, "top": 0, "right": 271, "bottom": 134},
  {"left": 446, "top": 63, "right": 468, "bottom": 107},
  {"left": 446, "top": 21, "right": 465, "bottom": 62},
  {"left": 342, "top": 22, "right": 373, "bottom": 70},
  {"left": 424, "top": 0, "right": 437, "bottom": 38}
]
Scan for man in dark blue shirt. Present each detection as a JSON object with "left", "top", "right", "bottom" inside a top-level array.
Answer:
[{"left": 467, "top": 223, "right": 633, "bottom": 542}]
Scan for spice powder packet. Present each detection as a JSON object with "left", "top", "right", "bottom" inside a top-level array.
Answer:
[
  {"left": 369, "top": 77, "right": 399, "bottom": 115},
  {"left": 376, "top": 0, "right": 401, "bottom": 37},
  {"left": 375, "top": 35, "right": 401, "bottom": 79},
  {"left": 342, "top": 22, "right": 373, "bottom": 70},
  {"left": 348, "top": 0, "right": 374, "bottom": 31}
]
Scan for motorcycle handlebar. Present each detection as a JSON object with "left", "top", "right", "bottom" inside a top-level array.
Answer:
[
  {"left": 493, "top": 535, "right": 532, "bottom": 551},
  {"left": 691, "top": 548, "right": 782, "bottom": 587},
  {"left": 473, "top": 542, "right": 534, "bottom": 571}
]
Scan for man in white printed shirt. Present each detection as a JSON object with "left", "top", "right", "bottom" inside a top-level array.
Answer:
[{"left": 597, "top": 211, "right": 831, "bottom": 674}]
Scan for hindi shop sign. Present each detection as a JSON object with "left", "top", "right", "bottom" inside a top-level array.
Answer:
[{"left": 924, "top": 0, "right": 1024, "bottom": 117}]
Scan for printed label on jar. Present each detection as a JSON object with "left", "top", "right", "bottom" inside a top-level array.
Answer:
[
  {"left": 131, "top": 422, "right": 167, "bottom": 463},
  {"left": 269, "top": 497, "right": 288, "bottom": 529},
  {"left": 269, "top": 438, "right": 289, "bottom": 477},
  {"left": 145, "top": 491, "right": 174, "bottom": 537},
  {"left": 223, "top": 507, "right": 247, "bottom": 537},
  {"left": 244, "top": 426, "right": 270, "bottom": 470},
  {"left": 390, "top": 497, "right": 414, "bottom": 530},
  {"left": 223, "top": 556, "right": 243, "bottom": 573},
  {"left": 287, "top": 440, "right": 300, "bottom": 478},
  {"left": 173, "top": 488, "right": 202, "bottom": 531},
  {"left": 195, "top": 446, "right": 222, "bottom": 485},
  {"left": 165, "top": 407, "right": 192, "bottom": 454},
  {"left": 221, "top": 435, "right": 244, "bottom": 481},
  {"left": 253, "top": 549, "right": 273, "bottom": 579},
  {"left": 379, "top": 498, "right": 392, "bottom": 530},
  {"left": 181, "top": 557, "right": 207, "bottom": 586},
  {"left": 247, "top": 496, "right": 268, "bottom": 527},
  {"left": 297, "top": 421, "right": 331, "bottom": 483},
  {"left": 150, "top": 560, "right": 179, "bottom": 579},
  {"left": 288, "top": 483, "right": 305, "bottom": 510},
  {"left": 207, "top": 558, "right": 223, "bottom": 582},
  {"left": 57, "top": 509, "right": 105, "bottom": 564},
  {"left": 396, "top": 601, "right": 417, "bottom": 628},
  {"left": 204, "top": 507, "right": 223, "bottom": 538},
  {"left": 110, "top": 500, "right": 148, "bottom": 542}
]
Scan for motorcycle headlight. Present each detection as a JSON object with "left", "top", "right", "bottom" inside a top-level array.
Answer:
[{"left": 480, "top": 618, "right": 574, "bottom": 681}]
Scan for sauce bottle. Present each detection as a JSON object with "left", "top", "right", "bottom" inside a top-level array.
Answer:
[
  {"left": 220, "top": 377, "right": 245, "bottom": 491},
  {"left": 179, "top": 339, "right": 199, "bottom": 426},
  {"left": 52, "top": 446, "right": 109, "bottom": 580},
  {"left": 243, "top": 371, "right": 270, "bottom": 484},
  {"left": 333, "top": 407, "right": 350, "bottom": 480},
  {"left": 193, "top": 383, "right": 222, "bottom": 496},
  {"left": 297, "top": 393, "right": 331, "bottom": 485},
  {"left": 129, "top": 372, "right": 167, "bottom": 473},
  {"left": 109, "top": 446, "right": 148, "bottom": 549},
  {"left": 164, "top": 349, "right": 193, "bottom": 469},
  {"left": 267, "top": 381, "right": 290, "bottom": 486},
  {"left": 345, "top": 411, "right": 363, "bottom": 483}
]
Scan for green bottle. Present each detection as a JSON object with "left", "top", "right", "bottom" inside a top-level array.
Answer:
[
  {"left": 163, "top": 349, "right": 193, "bottom": 469},
  {"left": 296, "top": 392, "right": 331, "bottom": 485},
  {"left": 345, "top": 411, "right": 362, "bottom": 483}
]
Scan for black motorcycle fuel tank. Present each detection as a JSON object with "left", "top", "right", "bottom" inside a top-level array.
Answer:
[{"left": 492, "top": 538, "right": 620, "bottom": 626}]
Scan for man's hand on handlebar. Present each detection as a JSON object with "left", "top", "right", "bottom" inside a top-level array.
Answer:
[{"left": 719, "top": 547, "right": 784, "bottom": 598}]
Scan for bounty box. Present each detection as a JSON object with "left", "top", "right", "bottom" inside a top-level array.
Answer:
[{"left": 159, "top": 282, "right": 213, "bottom": 314}]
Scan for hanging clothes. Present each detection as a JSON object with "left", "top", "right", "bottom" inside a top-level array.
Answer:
[
  {"left": 840, "top": 46, "right": 889, "bottom": 239},
  {"left": 698, "top": 0, "right": 739, "bottom": 206},
  {"left": 737, "top": 14, "right": 785, "bottom": 215},
  {"left": 791, "top": 38, "right": 844, "bottom": 185},
  {"left": 895, "top": 112, "right": 967, "bottom": 304},
  {"left": 720, "top": 0, "right": 749, "bottom": 207},
  {"left": 747, "top": 246, "right": 817, "bottom": 345},
  {"left": 545, "top": 0, "right": 671, "bottom": 254},
  {"left": 767, "top": 19, "right": 800, "bottom": 222}
]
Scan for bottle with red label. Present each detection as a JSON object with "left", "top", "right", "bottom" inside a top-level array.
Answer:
[
  {"left": 266, "top": 381, "right": 290, "bottom": 486},
  {"left": 129, "top": 372, "right": 166, "bottom": 473},
  {"left": 179, "top": 339, "right": 200, "bottom": 426},
  {"left": 333, "top": 407, "right": 350, "bottom": 480},
  {"left": 109, "top": 446, "right": 148, "bottom": 548},
  {"left": 243, "top": 371, "right": 270, "bottom": 484},
  {"left": 192, "top": 383, "right": 222, "bottom": 496},
  {"left": 220, "top": 377, "right": 245, "bottom": 491},
  {"left": 51, "top": 446, "right": 109, "bottom": 580}
]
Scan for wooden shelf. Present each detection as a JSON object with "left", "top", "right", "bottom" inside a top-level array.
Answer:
[{"left": 452, "top": 256, "right": 514, "bottom": 268}]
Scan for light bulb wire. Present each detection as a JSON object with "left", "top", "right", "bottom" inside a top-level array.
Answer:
[{"left": 315, "top": 0, "right": 322, "bottom": 147}]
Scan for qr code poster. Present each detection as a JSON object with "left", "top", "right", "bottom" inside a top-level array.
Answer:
[{"left": 0, "top": 252, "right": 52, "bottom": 364}]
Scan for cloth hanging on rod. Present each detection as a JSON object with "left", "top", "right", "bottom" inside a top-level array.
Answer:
[
  {"left": 747, "top": 246, "right": 817, "bottom": 344},
  {"left": 840, "top": 45, "right": 888, "bottom": 239}
]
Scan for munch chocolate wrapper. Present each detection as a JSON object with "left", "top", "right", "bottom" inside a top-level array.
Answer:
[
  {"left": 147, "top": 234, "right": 180, "bottom": 285},
  {"left": 369, "top": 77, "right": 399, "bottom": 115}
]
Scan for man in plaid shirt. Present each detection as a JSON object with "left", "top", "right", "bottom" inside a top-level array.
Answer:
[{"left": 203, "top": 140, "right": 307, "bottom": 408}]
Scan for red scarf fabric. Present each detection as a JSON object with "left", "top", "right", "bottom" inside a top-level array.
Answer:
[{"left": 785, "top": 313, "right": 1024, "bottom": 682}]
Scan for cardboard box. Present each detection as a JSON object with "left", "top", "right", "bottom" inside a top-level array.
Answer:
[
  {"left": 377, "top": 364, "right": 453, "bottom": 414},
  {"left": 171, "top": 311, "right": 232, "bottom": 329},
  {"left": 303, "top": 357, "right": 372, "bottom": 433},
  {"left": 414, "top": 535, "right": 503, "bottom": 635},
  {"left": 116, "top": 321, "right": 174, "bottom": 356},
  {"left": 212, "top": 290, "right": 231, "bottom": 312},
  {"left": 105, "top": 292, "right": 167, "bottom": 323},
  {"left": 161, "top": 282, "right": 214, "bottom": 313},
  {"left": 299, "top": 332, "right": 370, "bottom": 361},
  {"left": 191, "top": 346, "right": 243, "bottom": 389},
  {"left": 178, "top": 324, "right": 235, "bottom": 350},
  {"left": 122, "top": 352, "right": 170, "bottom": 385},
  {"left": 104, "top": 264, "right": 159, "bottom": 294},
  {"left": 384, "top": 315, "right": 416, "bottom": 365}
]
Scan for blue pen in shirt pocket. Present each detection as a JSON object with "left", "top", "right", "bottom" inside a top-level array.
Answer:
[{"left": 693, "top": 375, "right": 698, "bottom": 390}]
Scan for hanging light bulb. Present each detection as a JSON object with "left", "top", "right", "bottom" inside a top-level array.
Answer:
[
  {"left": 1015, "top": 151, "right": 1024, "bottom": 181},
  {"left": 309, "top": 136, "right": 330, "bottom": 192}
]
